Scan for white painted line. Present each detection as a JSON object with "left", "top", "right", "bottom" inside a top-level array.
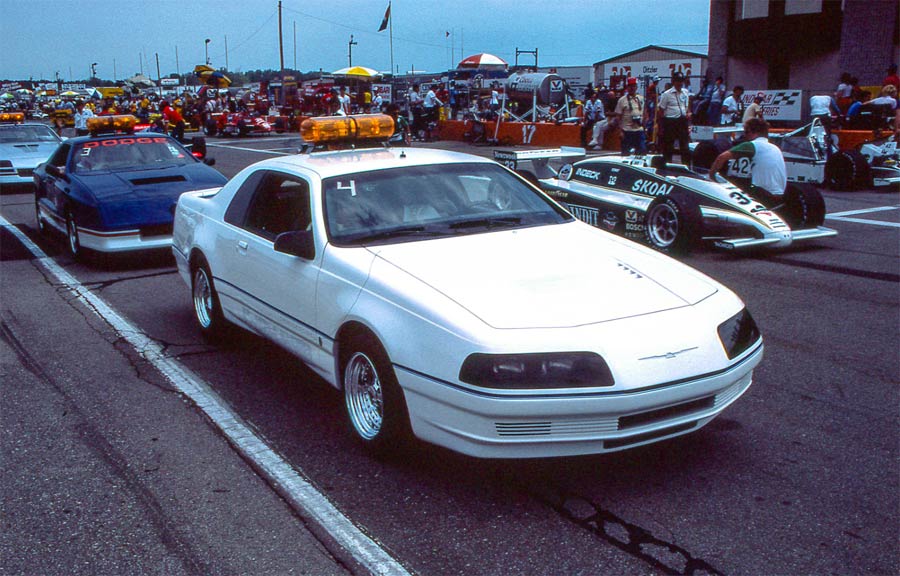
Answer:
[
  {"left": 828, "top": 206, "right": 899, "bottom": 217},
  {"left": 208, "top": 143, "right": 291, "bottom": 155},
  {"left": 1, "top": 215, "right": 411, "bottom": 576},
  {"left": 826, "top": 216, "right": 900, "bottom": 228}
]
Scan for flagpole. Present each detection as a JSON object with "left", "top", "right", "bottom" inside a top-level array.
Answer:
[{"left": 388, "top": 1, "right": 394, "bottom": 98}]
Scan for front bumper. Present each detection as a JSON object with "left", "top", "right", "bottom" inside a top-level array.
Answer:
[
  {"left": 42, "top": 208, "right": 172, "bottom": 253},
  {"left": 397, "top": 342, "right": 763, "bottom": 458}
]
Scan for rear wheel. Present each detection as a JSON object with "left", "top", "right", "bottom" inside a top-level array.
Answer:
[
  {"left": 342, "top": 332, "right": 411, "bottom": 456},
  {"left": 692, "top": 138, "right": 731, "bottom": 172},
  {"left": 825, "top": 150, "right": 870, "bottom": 191},
  {"left": 643, "top": 192, "right": 702, "bottom": 254},
  {"left": 191, "top": 260, "right": 227, "bottom": 339},
  {"left": 781, "top": 183, "right": 826, "bottom": 229}
]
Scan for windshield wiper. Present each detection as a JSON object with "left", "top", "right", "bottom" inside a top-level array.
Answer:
[
  {"left": 351, "top": 226, "right": 447, "bottom": 243},
  {"left": 448, "top": 216, "right": 522, "bottom": 230}
]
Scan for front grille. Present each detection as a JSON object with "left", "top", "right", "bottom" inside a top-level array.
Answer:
[
  {"left": 605, "top": 422, "right": 696, "bottom": 449},
  {"left": 139, "top": 223, "right": 173, "bottom": 238},
  {"left": 17, "top": 168, "right": 33, "bottom": 178},
  {"left": 495, "top": 417, "right": 619, "bottom": 437},
  {"left": 619, "top": 396, "right": 715, "bottom": 430}
]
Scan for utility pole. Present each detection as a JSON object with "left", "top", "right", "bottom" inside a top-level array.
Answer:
[
  {"left": 348, "top": 34, "right": 357, "bottom": 68},
  {"left": 278, "top": 0, "right": 285, "bottom": 107},
  {"left": 225, "top": 35, "right": 229, "bottom": 71},
  {"left": 293, "top": 21, "right": 297, "bottom": 70},
  {"left": 155, "top": 53, "right": 162, "bottom": 97}
]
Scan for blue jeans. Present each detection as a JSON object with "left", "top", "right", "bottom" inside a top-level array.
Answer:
[{"left": 621, "top": 130, "right": 646, "bottom": 155}]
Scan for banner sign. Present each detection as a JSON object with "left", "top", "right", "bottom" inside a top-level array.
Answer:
[
  {"left": 608, "top": 59, "right": 704, "bottom": 83},
  {"left": 372, "top": 83, "right": 392, "bottom": 104},
  {"left": 741, "top": 90, "right": 803, "bottom": 121}
]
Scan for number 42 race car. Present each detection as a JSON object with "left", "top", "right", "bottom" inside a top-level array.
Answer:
[{"left": 496, "top": 148, "right": 837, "bottom": 253}]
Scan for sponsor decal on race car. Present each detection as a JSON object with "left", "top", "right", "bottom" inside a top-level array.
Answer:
[
  {"left": 575, "top": 167, "right": 602, "bottom": 181},
  {"left": 625, "top": 209, "right": 639, "bottom": 223},
  {"left": 565, "top": 203, "right": 599, "bottom": 227},
  {"left": 602, "top": 211, "right": 619, "bottom": 231},
  {"left": 631, "top": 179, "right": 674, "bottom": 196},
  {"left": 559, "top": 164, "right": 573, "bottom": 181}
]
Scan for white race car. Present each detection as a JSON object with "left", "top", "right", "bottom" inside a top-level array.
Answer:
[{"left": 173, "top": 115, "right": 763, "bottom": 459}]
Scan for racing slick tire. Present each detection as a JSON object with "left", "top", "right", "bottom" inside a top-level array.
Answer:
[
  {"left": 191, "top": 258, "right": 228, "bottom": 340},
  {"left": 825, "top": 150, "right": 870, "bottom": 191},
  {"left": 341, "top": 331, "right": 412, "bottom": 457},
  {"left": 781, "top": 183, "right": 826, "bottom": 229},
  {"left": 692, "top": 137, "right": 732, "bottom": 171},
  {"left": 203, "top": 119, "right": 218, "bottom": 137},
  {"left": 643, "top": 191, "right": 702, "bottom": 255}
]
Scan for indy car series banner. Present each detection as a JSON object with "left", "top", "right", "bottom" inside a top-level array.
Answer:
[{"left": 741, "top": 90, "right": 803, "bottom": 121}]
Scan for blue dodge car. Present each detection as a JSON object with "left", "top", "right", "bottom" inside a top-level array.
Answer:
[{"left": 34, "top": 115, "right": 227, "bottom": 260}]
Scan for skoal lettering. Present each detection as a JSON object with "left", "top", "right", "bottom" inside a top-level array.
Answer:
[{"left": 631, "top": 179, "right": 674, "bottom": 196}]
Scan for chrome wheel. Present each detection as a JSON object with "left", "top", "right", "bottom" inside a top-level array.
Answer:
[
  {"left": 344, "top": 352, "right": 383, "bottom": 440},
  {"left": 66, "top": 216, "right": 80, "bottom": 257},
  {"left": 35, "top": 201, "right": 46, "bottom": 235},
  {"left": 192, "top": 267, "right": 214, "bottom": 329},
  {"left": 646, "top": 203, "right": 679, "bottom": 248}
]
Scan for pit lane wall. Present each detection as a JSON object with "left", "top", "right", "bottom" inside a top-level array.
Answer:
[{"left": 438, "top": 119, "right": 879, "bottom": 152}]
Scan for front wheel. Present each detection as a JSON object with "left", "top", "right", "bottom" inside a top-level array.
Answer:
[
  {"left": 35, "top": 198, "right": 46, "bottom": 236},
  {"left": 191, "top": 262, "right": 227, "bottom": 339},
  {"left": 825, "top": 150, "right": 870, "bottom": 191},
  {"left": 643, "top": 193, "right": 702, "bottom": 254},
  {"left": 66, "top": 214, "right": 83, "bottom": 260},
  {"left": 780, "top": 183, "right": 826, "bottom": 229},
  {"left": 342, "top": 333, "right": 411, "bottom": 455}
]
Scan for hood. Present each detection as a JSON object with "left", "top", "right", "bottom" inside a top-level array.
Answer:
[
  {"left": 76, "top": 164, "right": 227, "bottom": 228},
  {"left": 0, "top": 141, "right": 60, "bottom": 167},
  {"left": 370, "top": 222, "right": 718, "bottom": 329}
]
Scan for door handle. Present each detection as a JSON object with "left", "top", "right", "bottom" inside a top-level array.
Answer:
[{"left": 236, "top": 240, "right": 248, "bottom": 253}]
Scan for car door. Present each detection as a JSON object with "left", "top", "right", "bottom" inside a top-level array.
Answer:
[
  {"left": 37, "top": 143, "right": 71, "bottom": 224},
  {"left": 217, "top": 169, "right": 328, "bottom": 372}
]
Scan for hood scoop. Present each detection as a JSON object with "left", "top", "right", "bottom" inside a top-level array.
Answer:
[{"left": 130, "top": 175, "right": 187, "bottom": 186}]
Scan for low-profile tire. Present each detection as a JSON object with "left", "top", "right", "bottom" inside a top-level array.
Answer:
[
  {"left": 35, "top": 198, "right": 47, "bottom": 236},
  {"left": 342, "top": 332, "right": 412, "bottom": 456},
  {"left": 781, "top": 183, "right": 826, "bottom": 229},
  {"left": 191, "top": 260, "right": 227, "bottom": 339},
  {"left": 692, "top": 137, "right": 732, "bottom": 171},
  {"left": 825, "top": 150, "right": 869, "bottom": 191},
  {"left": 643, "top": 192, "right": 702, "bottom": 254},
  {"left": 65, "top": 213, "right": 83, "bottom": 260}
]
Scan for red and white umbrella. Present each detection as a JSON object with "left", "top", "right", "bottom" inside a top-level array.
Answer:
[{"left": 457, "top": 53, "right": 508, "bottom": 69}]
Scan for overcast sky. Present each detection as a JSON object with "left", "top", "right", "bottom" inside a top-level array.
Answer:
[{"left": 1, "top": 0, "right": 710, "bottom": 81}]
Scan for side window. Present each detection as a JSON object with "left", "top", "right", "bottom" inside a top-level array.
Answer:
[
  {"left": 48, "top": 144, "right": 70, "bottom": 168},
  {"left": 243, "top": 172, "right": 311, "bottom": 241},
  {"left": 224, "top": 170, "right": 267, "bottom": 227}
]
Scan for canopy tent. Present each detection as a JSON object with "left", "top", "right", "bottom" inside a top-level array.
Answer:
[
  {"left": 332, "top": 66, "right": 380, "bottom": 77},
  {"left": 457, "top": 53, "right": 508, "bottom": 69}
]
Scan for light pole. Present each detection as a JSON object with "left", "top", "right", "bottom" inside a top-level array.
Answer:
[
  {"left": 205, "top": 38, "right": 211, "bottom": 66},
  {"left": 91, "top": 62, "right": 97, "bottom": 80},
  {"left": 348, "top": 34, "right": 357, "bottom": 68}
]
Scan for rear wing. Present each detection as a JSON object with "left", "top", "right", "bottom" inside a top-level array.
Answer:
[{"left": 493, "top": 147, "right": 585, "bottom": 178}]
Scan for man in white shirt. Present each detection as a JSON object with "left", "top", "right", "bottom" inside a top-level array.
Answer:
[
  {"left": 710, "top": 118, "right": 787, "bottom": 206},
  {"left": 656, "top": 71, "right": 692, "bottom": 165},
  {"left": 338, "top": 87, "right": 352, "bottom": 115},
  {"left": 581, "top": 93, "right": 605, "bottom": 148},
  {"left": 720, "top": 86, "right": 744, "bottom": 125},
  {"left": 73, "top": 100, "right": 94, "bottom": 136}
]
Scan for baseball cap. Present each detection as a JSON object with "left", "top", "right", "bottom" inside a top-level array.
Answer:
[{"left": 672, "top": 71, "right": 685, "bottom": 81}]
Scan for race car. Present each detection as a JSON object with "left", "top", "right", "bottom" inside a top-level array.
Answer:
[
  {"left": 0, "top": 112, "right": 62, "bottom": 191},
  {"left": 172, "top": 114, "right": 763, "bottom": 459},
  {"left": 692, "top": 120, "right": 878, "bottom": 191},
  {"left": 207, "top": 111, "right": 274, "bottom": 137},
  {"left": 497, "top": 147, "right": 837, "bottom": 253},
  {"left": 858, "top": 135, "right": 900, "bottom": 189},
  {"left": 33, "top": 115, "right": 227, "bottom": 260}
]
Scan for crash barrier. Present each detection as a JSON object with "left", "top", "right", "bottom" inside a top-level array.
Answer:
[{"left": 439, "top": 119, "right": 621, "bottom": 150}]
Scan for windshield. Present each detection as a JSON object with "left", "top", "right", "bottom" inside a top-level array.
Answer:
[
  {"left": 73, "top": 136, "right": 196, "bottom": 173},
  {"left": 323, "top": 162, "right": 572, "bottom": 245},
  {"left": 0, "top": 124, "right": 61, "bottom": 144}
]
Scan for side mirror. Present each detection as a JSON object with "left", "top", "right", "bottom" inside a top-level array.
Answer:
[
  {"left": 47, "top": 165, "right": 68, "bottom": 180},
  {"left": 274, "top": 229, "right": 315, "bottom": 260}
]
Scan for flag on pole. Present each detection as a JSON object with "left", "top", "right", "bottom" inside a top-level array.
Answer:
[{"left": 378, "top": 2, "right": 391, "bottom": 32}]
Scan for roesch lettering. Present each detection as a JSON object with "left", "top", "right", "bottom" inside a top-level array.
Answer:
[
  {"left": 631, "top": 179, "right": 674, "bottom": 196},
  {"left": 575, "top": 168, "right": 602, "bottom": 180}
]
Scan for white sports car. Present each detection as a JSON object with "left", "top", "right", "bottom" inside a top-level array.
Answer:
[
  {"left": 172, "top": 115, "right": 763, "bottom": 459},
  {"left": 0, "top": 117, "right": 62, "bottom": 190}
]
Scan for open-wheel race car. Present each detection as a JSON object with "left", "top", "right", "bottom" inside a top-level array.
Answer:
[
  {"left": 495, "top": 147, "right": 837, "bottom": 254},
  {"left": 858, "top": 135, "right": 900, "bottom": 189},
  {"left": 691, "top": 119, "right": 881, "bottom": 191},
  {"left": 205, "top": 111, "right": 275, "bottom": 137}
]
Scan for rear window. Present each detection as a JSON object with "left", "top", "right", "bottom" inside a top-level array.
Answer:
[{"left": 74, "top": 136, "right": 196, "bottom": 173}]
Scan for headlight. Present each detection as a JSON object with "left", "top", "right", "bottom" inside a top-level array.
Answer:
[
  {"left": 459, "top": 352, "right": 615, "bottom": 389},
  {"left": 717, "top": 308, "right": 761, "bottom": 359}
]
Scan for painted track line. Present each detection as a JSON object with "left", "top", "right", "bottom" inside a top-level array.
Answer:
[
  {"left": 0, "top": 215, "right": 411, "bottom": 576},
  {"left": 208, "top": 143, "right": 291, "bottom": 155},
  {"left": 827, "top": 206, "right": 900, "bottom": 229}
]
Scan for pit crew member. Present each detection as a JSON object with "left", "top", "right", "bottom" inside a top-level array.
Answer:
[{"left": 709, "top": 118, "right": 787, "bottom": 207}]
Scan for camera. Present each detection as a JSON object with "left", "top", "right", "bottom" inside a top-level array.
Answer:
[{"left": 631, "top": 115, "right": 641, "bottom": 124}]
